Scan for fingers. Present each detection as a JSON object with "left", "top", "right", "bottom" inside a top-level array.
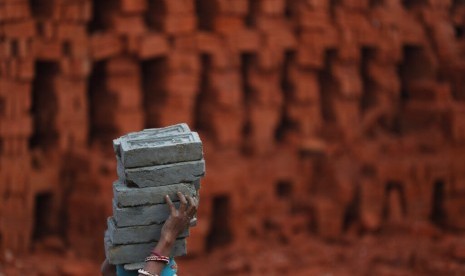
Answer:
[
  {"left": 177, "top": 192, "right": 188, "bottom": 213},
  {"left": 187, "top": 195, "right": 196, "bottom": 208},
  {"left": 186, "top": 195, "right": 197, "bottom": 217},
  {"left": 165, "top": 195, "right": 176, "bottom": 215},
  {"left": 168, "top": 192, "right": 198, "bottom": 218}
]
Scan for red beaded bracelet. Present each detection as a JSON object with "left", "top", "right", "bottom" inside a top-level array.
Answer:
[
  {"left": 146, "top": 250, "right": 170, "bottom": 264},
  {"left": 150, "top": 250, "right": 169, "bottom": 259}
]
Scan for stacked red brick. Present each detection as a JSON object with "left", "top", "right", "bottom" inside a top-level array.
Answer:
[
  {"left": 0, "top": 0, "right": 34, "bottom": 253},
  {"left": 0, "top": 0, "right": 91, "bottom": 255}
]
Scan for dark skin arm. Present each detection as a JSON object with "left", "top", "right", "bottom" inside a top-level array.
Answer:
[
  {"left": 101, "top": 259, "right": 116, "bottom": 276},
  {"left": 101, "top": 192, "right": 198, "bottom": 276},
  {"left": 142, "top": 192, "right": 197, "bottom": 275}
]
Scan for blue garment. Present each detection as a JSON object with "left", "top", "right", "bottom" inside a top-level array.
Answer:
[{"left": 116, "top": 258, "right": 177, "bottom": 276}]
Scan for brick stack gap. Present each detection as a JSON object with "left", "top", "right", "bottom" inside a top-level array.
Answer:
[{"left": 104, "top": 123, "right": 205, "bottom": 268}]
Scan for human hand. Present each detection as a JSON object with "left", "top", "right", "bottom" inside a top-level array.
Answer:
[
  {"left": 142, "top": 193, "right": 198, "bottom": 275},
  {"left": 160, "top": 192, "right": 198, "bottom": 243}
]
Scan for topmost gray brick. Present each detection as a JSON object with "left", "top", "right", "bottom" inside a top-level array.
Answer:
[
  {"left": 113, "top": 123, "right": 191, "bottom": 155},
  {"left": 118, "top": 132, "right": 203, "bottom": 168}
]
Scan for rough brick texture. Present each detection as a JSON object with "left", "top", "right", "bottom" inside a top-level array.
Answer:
[{"left": 1, "top": 0, "right": 465, "bottom": 274}]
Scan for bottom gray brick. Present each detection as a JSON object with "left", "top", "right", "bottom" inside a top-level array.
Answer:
[
  {"left": 105, "top": 230, "right": 187, "bottom": 265},
  {"left": 123, "top": 263, "right": 145, "bottom": 271}
]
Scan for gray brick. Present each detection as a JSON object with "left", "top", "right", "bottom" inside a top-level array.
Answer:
[
  {"left": 107, "top": 217, "right": 189, "bottom": 245},
  {"left": 105, "top": 230, "right": 186, "bottom": 265},
  {"left": 116, "top": 155, "right": 125, "bottom": 180},
  {"left": 123, "top": 262, "right": 145, "bottom": 271},
  {"left": 112, "top": 200, "right": 180, "bottom": 227},
  {"left": 118, "top": 159, "right": 205, "bottom": 188},
  {"left": 113, "top": 181, "right": 197, "bottom": 207},
  {"left": 118, "top": 132, "right": 203, "bottom": 168},
  {"left": 113, "top": 123, "right": 191, "bottom": 155}
]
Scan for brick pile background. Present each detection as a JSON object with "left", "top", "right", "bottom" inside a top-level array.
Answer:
[{"left": 1, "top": 0, "right": 465, "bottom": 274}]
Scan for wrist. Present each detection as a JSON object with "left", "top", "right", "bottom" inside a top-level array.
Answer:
[
  {"left": 154, "top": 235, "right": 175, "bottom": 256},
  {"left": 160, "top": 230, "right": 177, "bottom": 244}
]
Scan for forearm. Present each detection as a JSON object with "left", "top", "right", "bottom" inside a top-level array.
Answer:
[
  {"left": 139, "top": 193, "right": 196, "bottom": 276},
  {"left": 140, "top": 236, "right": 175, "bottom": 276},
  {"left": 101, "top": 259, "right": 116, "bottom": 276}
]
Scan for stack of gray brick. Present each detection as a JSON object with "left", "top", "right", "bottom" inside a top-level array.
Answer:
[{"left": 104, "top": 123, "right": 205, "bottom": 269}]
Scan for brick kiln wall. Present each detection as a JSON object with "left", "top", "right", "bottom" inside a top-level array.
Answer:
[{"left": 1, "top": 0, "right": 465, "bottom": 261}]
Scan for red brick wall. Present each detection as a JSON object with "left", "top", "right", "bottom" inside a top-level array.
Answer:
[{"left": 1, "top": 0, "right": 465, "bottom": 268}]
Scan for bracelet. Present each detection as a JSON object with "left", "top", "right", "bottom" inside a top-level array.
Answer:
[
  {"left": 138, "top": 269, "right": 158, "bottom": 276},
  {"left": 145, "top": 255, "right": 169, "bottom": 264}
]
